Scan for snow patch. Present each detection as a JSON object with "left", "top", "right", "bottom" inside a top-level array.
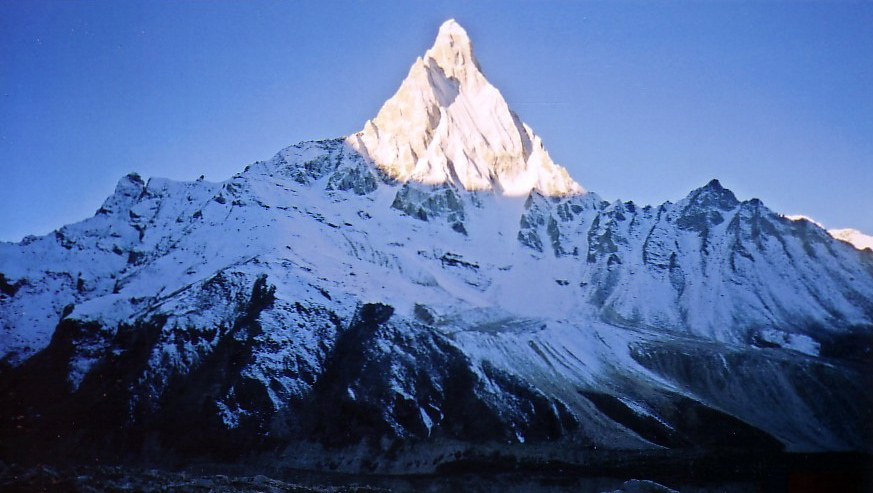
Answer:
[{"left": 757, "top": 328, "right": 821, "bottom": 357}]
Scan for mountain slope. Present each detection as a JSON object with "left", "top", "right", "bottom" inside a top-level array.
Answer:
[{"left": 1, "top": 20, "right": 872, "bottom": 472}]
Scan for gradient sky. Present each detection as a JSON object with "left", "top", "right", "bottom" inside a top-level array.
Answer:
[{"left": 2, "top": 1, "right": 871, "bottom": 242}]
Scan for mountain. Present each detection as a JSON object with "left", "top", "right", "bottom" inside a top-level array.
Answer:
[
  {"left": 348, "top": 20, "right": 581, "bottom": 198},
  {"left": 1, "top": 19, "right": 872, "bottom": 476},
  {"left": 830, "top": 228, "right": 873, "bottom": 252},
  {"left": 786, "top": 214, "right": 873, "bottom": 252}
]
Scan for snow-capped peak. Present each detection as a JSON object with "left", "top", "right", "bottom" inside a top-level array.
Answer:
[
  {"left": 347, "top": 20, "right": 583, "bottom": 198},
  {"left": 784, "top": 215, "right": 873, "bottom": 252},
  {"left": 829, "top": 228, "right": 873, "bottom": 251},
  {"left": 427, "top": 19, "right": 480, "bottom": 81}
]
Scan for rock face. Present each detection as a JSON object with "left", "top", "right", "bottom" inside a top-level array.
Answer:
[{"left": 1, "top": 20, "right": 872, "bottom": 473}]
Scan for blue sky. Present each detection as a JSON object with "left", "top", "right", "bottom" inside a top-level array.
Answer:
[{"left": 2, "top": 1, "right": 871, "bottom": 241}]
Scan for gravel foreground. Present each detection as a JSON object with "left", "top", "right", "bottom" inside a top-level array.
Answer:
[
  {"left": 3, "top": 459, "right": 869, "bottom": 492},
  {"left": 0, "top": 463, "right": 695, "bottom": 493},
  {"left": 0, "top": 464, "right": 389, "bottom": 493}
]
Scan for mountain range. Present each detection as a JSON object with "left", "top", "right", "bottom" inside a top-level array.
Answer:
[{"left": 1, "top": 20, "right": 871, "bottom": 478}]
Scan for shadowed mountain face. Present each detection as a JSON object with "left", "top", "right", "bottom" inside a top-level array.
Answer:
[{"left": 1, "top": 20, "right": 872, "bottom": 474}]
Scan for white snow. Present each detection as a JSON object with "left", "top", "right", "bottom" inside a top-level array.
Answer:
[
  {"left": 3, "top": 142, "right": 872, "bottom": 376},
  {"left": 785, "top": 215, "right": 873, "bottom": 252},
  {"left": 829, "top": 228, "right": 873, "bottom": 251},
  {"left": 419, "top": 407, "right": 433, "bottom": 436},
  {"left": 758, "top": 328, "right": 820, "bottom": 357},
  {"left": 784, "top": 214, "right": 825, "bottom": 229},
  {"left": 347, "top": 19, "right": 583, "bottom": 198}
]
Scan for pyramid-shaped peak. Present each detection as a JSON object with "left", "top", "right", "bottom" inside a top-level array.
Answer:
[
  {"left": 434, "top": 19, "right": 471, "bottom": 48},
  {"left": 685, "top": 179, "right": 739, "bottom": 211},
  {"left": 427, "top": 20, "right": 479, "bottom": 76},
  {"left": 347, "top": 21, "right": 583, "bottom": 197}
]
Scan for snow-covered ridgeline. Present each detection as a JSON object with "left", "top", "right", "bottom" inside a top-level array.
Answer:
[{"left": 3, "top": 137, "right": 872, "bottom": 370}]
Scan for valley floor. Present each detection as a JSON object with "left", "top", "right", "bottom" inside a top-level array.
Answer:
[{"left": 1, "top": 452, "right": 869, "bottom": 492}]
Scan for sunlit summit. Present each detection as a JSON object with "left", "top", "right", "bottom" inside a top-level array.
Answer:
[{"left": 348, "top": 20, "right": 582, "bottom": 197}]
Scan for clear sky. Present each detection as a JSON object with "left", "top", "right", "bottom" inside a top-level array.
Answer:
[{"left": 2, "top": 1, "right": 871, "bottom": 242}]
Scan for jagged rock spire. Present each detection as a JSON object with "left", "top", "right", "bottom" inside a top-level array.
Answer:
[{"left": 347, "top": 19, "right": 583, "bottom": 197}]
